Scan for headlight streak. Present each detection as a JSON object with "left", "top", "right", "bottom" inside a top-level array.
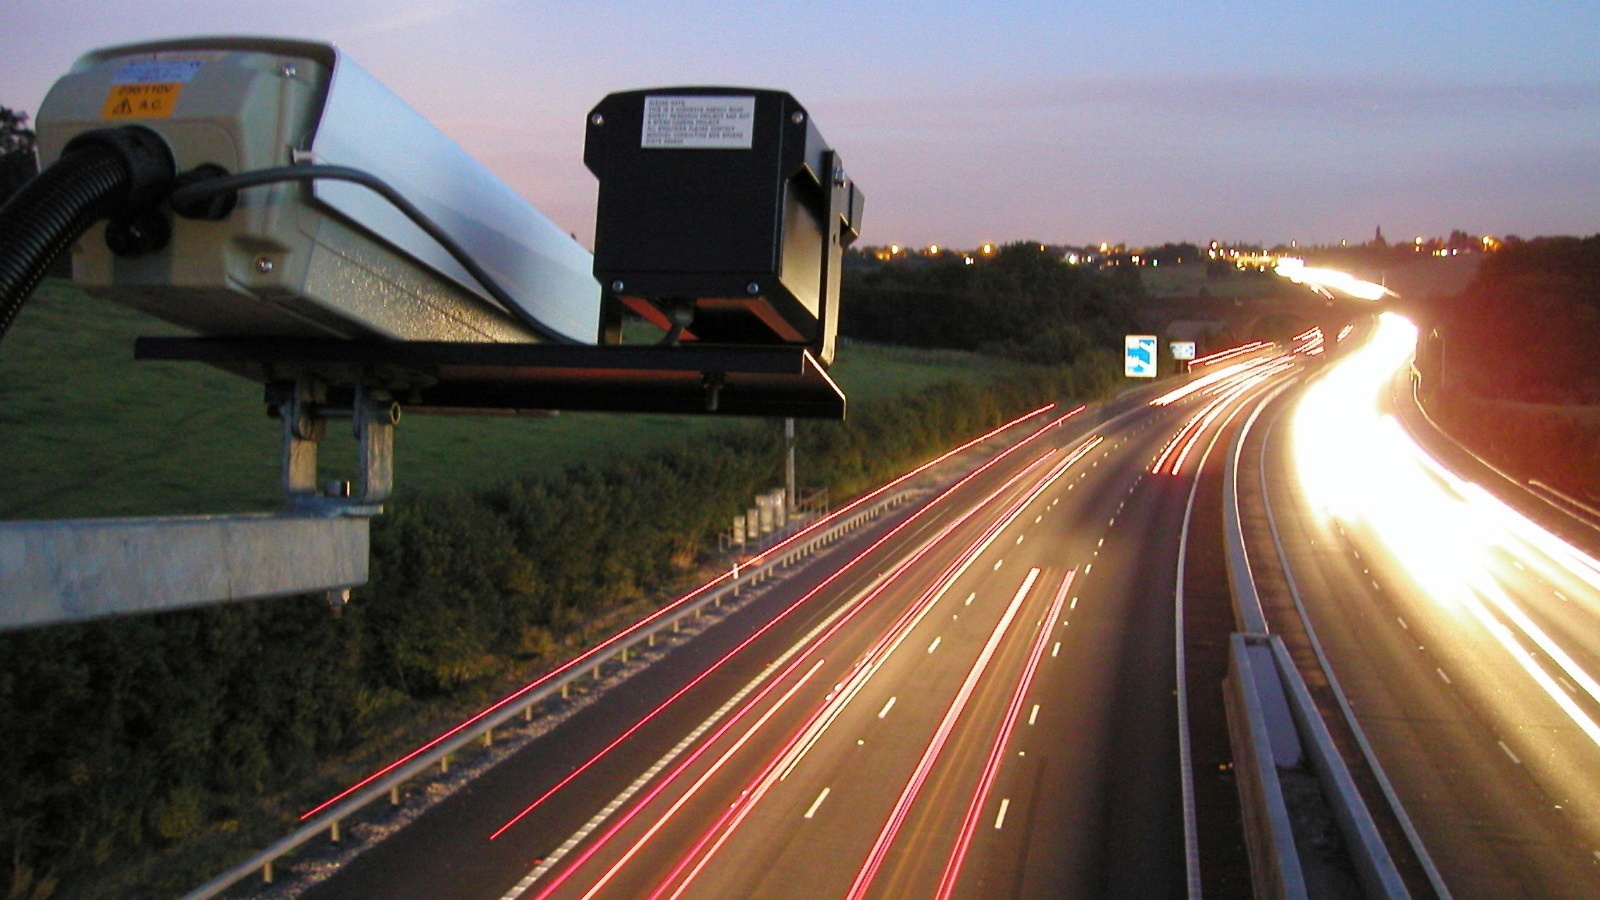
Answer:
[
  {"left": 1152, "top": 359, "right": 1294, "bottom": 476},
  {"left": 1149, "top": 355, "right": 1281, "bottom": 407},
  {"left": 1189, "top": 340, "right": 1273, "bottom": 368},
  {"left": 934, "top": 570, "right": 1073, "bottom": 899},
  {"left": 1457, "top": 479, "right": 1600, "bottom": 600},
  {"left": 305, "top": 404, "right": 1076, "bottom": 823},
  {"left": 1474, "top": 577, "right": 1600, "bottom": 717},
  {"left": 1293, "top": 326, "right": 1325, "bottom": 355},
  {"left": 844, "top": 568, "right": 1043, "bottom": 900},
  {"left": 651, "top": 447, "right": 1094, "bottom": 899},
  {"left": 517, "top": 429, "right": 1091, "bottom": 897},
  {"left": 1292, "top": 312, "right": 1600, "bottom": 759},
  {"left": 1274, "top": 258, "right": 1395, "bottom": 302}
]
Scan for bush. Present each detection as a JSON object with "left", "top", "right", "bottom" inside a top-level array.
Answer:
[{"left": 0, "top": 355, "right": 1118, "bottom": 896}]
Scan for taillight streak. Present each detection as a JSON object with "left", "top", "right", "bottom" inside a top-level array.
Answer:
[
  {"left": 742, "top": 404, "right": 1072, "bottom": 569},
  {"left": 1190, "top": 340, "right": 1272, "bottom": 368},
  {"left": 845, "top": 568, "right": 1044, "bottom": 900},
  {"left": 662, "top": 568, "right": 1055, "bottom": 900},
  {"left": 516, "top": 426, "right": 1081, "bottom": 895},
  {"left": 304, "top": 406, "right": 1074, "bottom": 822},
  {"left": 527, "top": 461, "right": 1044, "bottom": 898},
  {"left": 935, "top": 571, "right": 1072, "bottom": 898},
  {"left": 652, "top": 446, "right": 1093, "bottom": 898},
  {"left": 771, "top": 451, "right": 1087, "bottom": 784},
  {"left": 1150, "top": 356, "right": 1280, "bottom": 407},
  {"left": 569, "top": 658, "right": 829, "bottom": 900},
  {"left": 490, "top": 450, "right": 1048, "bottom": 841}
]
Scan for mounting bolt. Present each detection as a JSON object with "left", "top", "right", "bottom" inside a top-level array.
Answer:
[
  {"left": 282, "top": 64, "right": 298, "bottom": 79},
  {"left": 590, "top": 113, "right": 605, "bottom": 127},
  {"left": 746, "top": 282, "right": 761, "bottom": 295},
  {"left": 790, "top": 111, "right": 806, "bottom": 125},
  {"left": 254, "top": 256, "right": 275, "bottom": 274}
]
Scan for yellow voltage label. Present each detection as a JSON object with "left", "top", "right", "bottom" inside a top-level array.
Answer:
[{"left": 103, "top": 83, "right": 182, "bottom": 119}]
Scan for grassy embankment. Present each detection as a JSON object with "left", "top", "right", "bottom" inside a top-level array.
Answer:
[
  {"left": 0, "top": 281, "right": 1057, "bottom": 899},
  {"left": 0, "top": 280, "right": 1024, "bottom": 520}
]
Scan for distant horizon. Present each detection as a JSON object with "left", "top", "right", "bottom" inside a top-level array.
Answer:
[
  {"left": 3, "top": 2, "right": 1595, "bottom": 251},
  {"left": 847, "top": 232, "right": 1556, "bottom": 255}
]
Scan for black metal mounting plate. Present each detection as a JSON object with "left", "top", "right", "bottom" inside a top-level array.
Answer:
[{"left": 134, "top": 337, "right": 846, "bottom": 419}]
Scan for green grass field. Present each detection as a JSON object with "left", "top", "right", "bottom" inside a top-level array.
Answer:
[
  {"left": 1137, "top": 261, "right": 1297, "bottom": 300},
  {"left": 0, "top": 281, "right": 1020, "bottom": 519}
]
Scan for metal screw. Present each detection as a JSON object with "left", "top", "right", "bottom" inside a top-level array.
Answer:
[
  {"left": 254, "top": 257, "right": 275, "bottom": 274},
  {"left": 610, "top": 280, "right": 625, "bottom": 292},
  {"left": 790, "top": 111, "right": 806, "bottom": 124},
  {"left": 282, "top": 64, "right": 297, "bottom": 79},
  {"left": 590, "top": 113, "right": 605, "bottom": 127},
  {"left": 746, "top": 282, "right": 761, "bottom": 295}
]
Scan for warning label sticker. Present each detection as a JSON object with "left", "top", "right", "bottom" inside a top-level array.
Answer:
[
  {"left": 112, "top": 59, "right": 204, "bottom": 85},
  {"left": 642, "top": 95, "right": 755, "bottom": 149},
  {"left": 103, "top": 83, "right": 182, "bottom": 119}
]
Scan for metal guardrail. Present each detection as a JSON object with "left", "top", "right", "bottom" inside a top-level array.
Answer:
[
  {"left": 1221, "top": 385, "right": 1409, "bottom": 900},
  {"left": 185, "top": 403, "right": 1068, "bottom": 897},
  {"left": 185, "top": 485, "right": 917, "bottom": 898},
  {"left": 1225, "top": 633, "right": 1307, "bottom": 898},
  {"left": 1225, "top": 633, "right": 1408, "bottom": 899}
]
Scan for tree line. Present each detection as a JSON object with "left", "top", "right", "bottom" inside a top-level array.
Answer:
[
  {"left": 842, "top": 241, "right": 1143, "bottom": 365},
  {"left": 1415, "top": 235, "right": 1600, "bottom": 501},
  {"left": 1, "top": 106, "right": 38, "bottom": 206}
]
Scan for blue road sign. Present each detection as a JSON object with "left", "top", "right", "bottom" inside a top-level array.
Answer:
[{"left": 1125, "top": 334, "right": 1158, "bottom": 378}]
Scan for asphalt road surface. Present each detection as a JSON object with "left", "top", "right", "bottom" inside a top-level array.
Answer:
[{"left": 302, "top": 354, "right": 1300, "bottom": 899}]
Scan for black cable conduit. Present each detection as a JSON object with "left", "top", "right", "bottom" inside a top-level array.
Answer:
[{"left": 0, "top": 126, "right": 173, "bottom": 344}]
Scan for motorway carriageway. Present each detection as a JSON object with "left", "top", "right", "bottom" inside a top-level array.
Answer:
[
  {"left": 1240, "top": 313, "right": 1600, "bottom": 897},
  {"left": 301, "top": 350, "right": 1304, "bottom": 899}
]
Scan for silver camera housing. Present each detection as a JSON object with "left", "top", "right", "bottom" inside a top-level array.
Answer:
[{"left": 36, "top": 36, "right": 599, "bottom": 344}]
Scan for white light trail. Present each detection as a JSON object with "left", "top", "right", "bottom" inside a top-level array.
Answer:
[
  {"left": 1292, "top": 312, "right": 1600, "bottom": 754},
  {"left": 1274, "top": 257, "right": 1395, "bottom": 301}
]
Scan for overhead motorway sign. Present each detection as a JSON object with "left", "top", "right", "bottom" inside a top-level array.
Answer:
[{"left": 1124, "top": 334, "right": 1158, "bottom": 378}]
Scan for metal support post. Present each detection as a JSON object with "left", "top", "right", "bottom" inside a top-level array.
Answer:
[
  {"left": 784, "top": 417, "right": 796, "bottom": 513},
  {"left": 278, "top": 378, "right": 327, "bottom": 505},
  {"left": 271, "top": 377, "right": 397, "bottom": 515}
]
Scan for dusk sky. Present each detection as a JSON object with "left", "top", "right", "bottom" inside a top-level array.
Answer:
[{"left": 4, "top": 0, "right": 1597, "bottom": 250}]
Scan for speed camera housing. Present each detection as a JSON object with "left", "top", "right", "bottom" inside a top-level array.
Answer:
[
  {"left": 34, "top": 36, "right": 599, "bottom": 344},
  {"left": 584, "top": 87, "right": 863, "bottom": 364}
]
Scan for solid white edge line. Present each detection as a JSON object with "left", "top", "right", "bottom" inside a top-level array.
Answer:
[{"left": 1258, "top": 385, "right": 1453, "bottom": 899}]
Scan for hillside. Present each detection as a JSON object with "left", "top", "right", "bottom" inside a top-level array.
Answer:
[{"left": 0, "top": 281, "right": 1022, "bottom": 520}]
